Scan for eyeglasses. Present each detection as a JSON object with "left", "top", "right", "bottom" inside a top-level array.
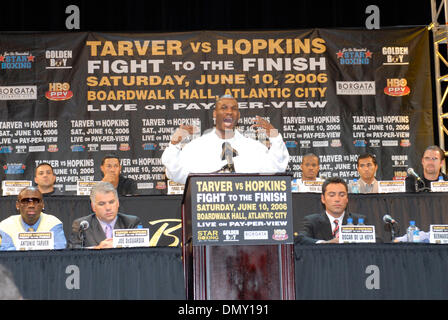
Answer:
[
  {"left": 423, "top": 157, "right": 440, "bottom": 161},
  {"left": 19, "top": 197, "right": 42, "bottom": 205}
]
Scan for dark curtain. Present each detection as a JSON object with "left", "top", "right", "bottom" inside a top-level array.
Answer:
[
  {"left": 0, "top": 247, "right": 185, "bottom": 299},
  {"left": 0, "top": 0, "right": 431, "bottom": 32},
  {"left": 294, "top": 244, "right": 448, "bottom": 300}
]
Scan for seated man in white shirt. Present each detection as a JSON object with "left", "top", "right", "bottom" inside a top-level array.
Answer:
[
  {"left": 357, "top": 153, "right": 379, "bottom": 193},
  {"left": 161, "top": 95, "right": 290, "bottom": 184},
  {"left": 295, "top": 153, "right": 323, "bottom": 191}
]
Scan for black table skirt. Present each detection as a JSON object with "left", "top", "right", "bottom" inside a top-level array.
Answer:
[{"left": 3, "top": 244, "right": 448, "bottom": 300}]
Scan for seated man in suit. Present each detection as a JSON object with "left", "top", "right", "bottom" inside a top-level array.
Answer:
[
  {"left": 0, "top": 186, "right": 66, "bottom": 250},
  {"left": 69, "top": 182, "right": 142, "bottom": 249},
  {"left": 296, "top": 177, "right": 367, "bottom": 244}
]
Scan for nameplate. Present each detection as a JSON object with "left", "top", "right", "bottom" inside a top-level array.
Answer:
[
  {"left": 113, "top": 228, "right": 150, "bottom": 248},
  {"left": 429, "top": 225, "right": 448, "bottom": 244},
  {"left": 378, "top": 180, "right": 405, "bottom": 193},
  {"left": 291, "top": 179, "right": 322, "bottom": 193},
  {"left": 167, "top": 179, "right": 184, "bottom": 195},
  {"left": 77, "top": 181, "right": 100, "bottom": 196},
  {"left": 339, "top": 225, "right": 376, "bottom": 243},
  {"left": 17, "top": 231, "right": 54, "bottom": 250},
  {"left": 431, "top": 181, "right": 448, "bottom": 192},
  {"left": 2, "top": 180, "right": 32, "bottom": 196},
  {"left": 301, "top": 181, "right": 323, "bottom": 193}
]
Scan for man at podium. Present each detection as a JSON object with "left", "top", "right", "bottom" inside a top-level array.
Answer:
[{"left": 161, "top": 95, "right": 290, "bottom": 184}]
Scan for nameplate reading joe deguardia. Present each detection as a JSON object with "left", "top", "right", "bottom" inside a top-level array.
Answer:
[{"left": 190, "top": 175, "right": 293, "bottom": 246}]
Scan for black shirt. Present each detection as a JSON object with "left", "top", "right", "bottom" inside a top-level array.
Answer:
[
  {"left": 405, "top": 171, "right": 448, "bottom": 192},
  {"left": 117, "top": 175, "right": 137, "bottom": 196}
]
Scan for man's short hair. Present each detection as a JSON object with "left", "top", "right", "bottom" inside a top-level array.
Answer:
[
  {"left": 215, "top": 94, "right": 238, "bottom": 108},
  {"left": 35, "top": 162, "right": 55, "bottom": 176},
  {"left": 321, "top": 177, "right": 348, "bottom": 194},
  {"left": 89, "top": 181, "right": 118, "bottom": 203},
  {"left": 302, "top": 153, "right": 319, "bottom": 164},
  {"left": 101, "top": 154, "right": 120, "bottom": 166},
  {"left": 357, "top": 153, "right": 377, "bottom": 166},
  {"left": 18, "top": 186, "right": 41, "bottom": 198},
  {"left": 424, "top": 145, "right": 446, "bottom": 161}
]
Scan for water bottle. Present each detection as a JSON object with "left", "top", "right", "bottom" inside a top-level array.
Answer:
[
  {"left": 413, "top": 229, "right": 420, "bottom": 243},
  {"left": 439, "top": 176, "right": 444, "bottom": 181},
  {"left": 351, "top": 179, "right": 360, "bottom": 194},
  {"left": 407, "top": 220, "right": 419, "bottom": 242},
  {"left": 358, "top": 218, "right": 365, "bottom": 225},
  {"left": 347, "top": 217, "right": 354, "bottom": 225}
]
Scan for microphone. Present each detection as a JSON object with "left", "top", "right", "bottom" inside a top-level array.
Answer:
[
  {"left": 79, "top": 220, "right": 89, "bottom": 231},
  {"left": 220, "top": 142, "right": 238, "bottom": 171},
  {"left": 383, "top": 214, "right": 397, "bottom": 224},
  {"left": 407, "top": 168, "right": 422, "bottom": 181}
]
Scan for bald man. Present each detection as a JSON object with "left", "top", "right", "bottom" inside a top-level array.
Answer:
[{"left": 162, "top": 95, "right": 290, "bottom": 184}]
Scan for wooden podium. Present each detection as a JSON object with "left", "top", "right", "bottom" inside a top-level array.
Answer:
[{"left": 181, "top": 174, "right": 295, "bottom": 300}]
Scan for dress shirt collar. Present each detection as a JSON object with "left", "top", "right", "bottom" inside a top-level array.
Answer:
[
  {"left": 96, "top": 216, "right": 118, "bottom": 234},
  {"left": 325, "top": 211, "right": 345, "bottom": 231},
  {"left": 20, "top": 215, "right": 41, "bottom": 232}
]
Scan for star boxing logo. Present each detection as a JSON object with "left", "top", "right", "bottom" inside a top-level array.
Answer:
[
  {"left": 336, "top": 48, "right": 372, "bottom": 65},
  {"left": 45, "top": 83, "right": 73, "bottom": 101},
  {"left": 384, "top": 78, "right": 410, "bottom": 97},
  {"left": 0, "top": 51, "right": 35, "bottom": 69}
]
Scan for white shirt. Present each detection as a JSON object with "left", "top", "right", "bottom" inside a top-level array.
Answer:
[{"left": 161, "top": 128, "right": 290, "bottom": 184}]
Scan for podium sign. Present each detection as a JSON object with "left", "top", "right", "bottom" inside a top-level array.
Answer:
[{"left": 190, "top": 175, "right": 293, "bottom": 246}]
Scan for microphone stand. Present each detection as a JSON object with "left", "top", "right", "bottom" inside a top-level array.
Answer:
[
  {"left": 390, "top": 223, "right": 399, "bottom": 242},
  {"left": 415, "top": 178, "right": 430, "bottom": 192},
  {"left": 79, "top": 228, "right": 86, "bottom": 248}
]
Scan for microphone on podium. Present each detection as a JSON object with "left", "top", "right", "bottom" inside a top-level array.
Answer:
[{"left": 220, "top": 142, "right": 238, "bottom": 173}]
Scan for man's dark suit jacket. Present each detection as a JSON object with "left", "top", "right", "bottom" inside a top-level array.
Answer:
[
  {"left": 296, "top": 212, "right": 367, "bottom": 245},
  {"left": 68, "top": 212, "right": 141, "bottom": 248}
]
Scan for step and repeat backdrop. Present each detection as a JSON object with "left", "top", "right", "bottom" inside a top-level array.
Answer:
[{"left": 0, "top": 27, "right": 433, "bottom": 195}]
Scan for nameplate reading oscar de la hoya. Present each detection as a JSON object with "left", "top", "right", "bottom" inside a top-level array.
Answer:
[
  {"left": 112, "top": 228, "right": 150, "bottom": 248},
  {"left": 17, "top": 232, "right": 54, "bottom": 250},
  {"left": 431, "top": 181, "right": 448, "bottom": 192},
  {"left": 378, "top": 181, "right": 405, "bottom": 193},
  {"left": 2, "top": 180, "right": 32, "bottom": 196},
  {"left": 77, "top": 181, "right": 100, "bottom": 196},
  {"left": 191, "top": 175, "right": 293, "bottom": 246},
  {"left": 339, "top": 225, "right": 376, "bottom": 243},
  {"left": 429, "top": 225, "right": 448, "bottom": 244}
]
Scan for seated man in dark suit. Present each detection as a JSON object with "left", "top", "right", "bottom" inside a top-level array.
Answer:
[
  {"left": 68, "top": 182, "right": 142, "bottom": 249},
  {"left": 296, "top": 177, "right": 367, "bottom": 244}
]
